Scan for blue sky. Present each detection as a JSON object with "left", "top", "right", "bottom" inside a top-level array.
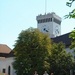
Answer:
[{"left": 0, "top": 0, "right": 75, "bottom": 49}]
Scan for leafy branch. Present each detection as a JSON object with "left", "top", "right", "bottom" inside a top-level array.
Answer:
[{"left": 65, "top": 0, "right": 75, "bottom": 19}]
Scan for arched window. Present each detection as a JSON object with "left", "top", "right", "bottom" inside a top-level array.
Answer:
[{"left": 8, "top": 66, "right": 11, "bottom": 75}]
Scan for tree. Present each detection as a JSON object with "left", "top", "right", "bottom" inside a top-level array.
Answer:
[
  {"left": 48, "top": 42, "right": 74, "bottom": 75},
  {"left": 69, "top": 31, "right": 75, "bottom": 73},
  {"left": 69, "top": 30, "right": 75, "bottom": 49},
  {"left": 13, "top": 27, "right": 52, "bottom": 75},
  {"left": 65, "top": 1, "right": 75, "bottom": 73},
  {"left": 66, "top": 0, "right": 75, "bottom": 53},
  {"left": 65, "top": 0, "right": 75, "bottom": 18}
]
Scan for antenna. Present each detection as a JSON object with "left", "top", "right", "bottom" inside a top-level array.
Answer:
[{"left": 45, "top": 0, "right": 47, "bottom": 14}]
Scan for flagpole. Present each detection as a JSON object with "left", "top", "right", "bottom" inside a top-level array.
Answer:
[{"left": 45, "top": 0, "right": 47, "bottom": 14}]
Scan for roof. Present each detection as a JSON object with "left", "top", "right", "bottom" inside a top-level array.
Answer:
[
  {"left": 0, "top": 51, "right": 14, "bottom": 58},
  {"left": 52, "top": 32, "right": 71, "bottom": 47},
  {"left": 0, "top": 44, "right": 11, "bottom": 53},
  {"left": 0, "top": 44, "right": 14, "bottom": 58}
]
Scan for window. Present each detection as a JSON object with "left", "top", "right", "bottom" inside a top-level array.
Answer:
[
  {"left": 3, "top": 69, "right": 6, "bottom": 73},
  {"left": 37, "top": 18, "right": 53, "bottom": 23},
  {"left": 8, "top": 66, "right": 11, "bottom": 75},
  {"left": 50, "top": 18, "right": 52, "bottom": 21},
  {"left": 54, "top": 18, "right": 61, "bottom": 24}
]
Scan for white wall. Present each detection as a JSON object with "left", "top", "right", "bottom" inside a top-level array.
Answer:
[
  {"left": 0, "top": 58, "right": 6, "bottom": 73},
  {"left": 0, "top": 57, "right": 15, "bottom": 75}
]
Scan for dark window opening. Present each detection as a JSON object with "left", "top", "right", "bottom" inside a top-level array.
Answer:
[
  {"left": 37, "top": 18, "right": 53, "bottom": 23},
  {"left": 54, "top": 18, "right": 61, "bottom": 24},
  {"left": 8, "top": 66, "right": 11, "bottom": 75},
  {"left": 3, "top": 69, "right": 6, "bottom": 73}
]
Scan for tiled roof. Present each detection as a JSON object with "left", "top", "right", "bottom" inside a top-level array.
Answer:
[
  {"left": 0, "top": 44, "right": 14, "bottom": 57},
  {"left": 52, "top": 32, "right": 71, "bottom": 47},
  {"left": 0, "top": 51, "right": 14, "bottom": 58},
  {"left": 0, "top": 44, "right": 11, "bottom": 53},
  {"left": 7, "top": 50, "right": 14, "bottom": 57}
]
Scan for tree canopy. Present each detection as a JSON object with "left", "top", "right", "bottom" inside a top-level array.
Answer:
[
  {"left": 66, "top": 0, "right": 75, "bottom": 50},
  {"left": 49, "top": 42, "right": 74, "bottom": 75},
  {"left": 69, "top": 30, "right": 75, "bottom": 50},
  {"left": 13, "top": 28, "right": 52, "bottom": 75},
  {"left": 13, "top": 27, "right": 74, "bottom": 75},
  {"left": 65, "top": 0, "right": 75, "bottom": 70}
]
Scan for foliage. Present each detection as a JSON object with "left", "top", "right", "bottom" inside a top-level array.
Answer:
[
  {"left": 66, "top": 0, "right": 75, "bottom": 7},
  {"left": 65, "top": 0, "right": 75, "bottom": 18},
  {"left": 48, "top": 42, "right": 74, "bottom": 75},
  {"left": 65, "top": 0, "right": 75, "bottom": 48},
  {"left": 13, "top": 27, "right": 52, "bottom": 75},
  {"left": 65, "top": 0, "right": 75, "bottom": 64},
  {"left": 69, "top": 29, "right": 75, "bottom": 50}
]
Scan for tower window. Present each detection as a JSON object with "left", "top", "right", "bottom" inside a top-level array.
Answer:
[
  {"left": 46, "top": 19, "right": 48, "bottom": 22},
  {"left": 51, "top": 18, "right": 52, "bottom": 21},
  {"left": 54, "top": 18, "right": 61, "bottom": 24},
  {"left": 38, "top": 20, "right": 40, "bottom": 23},
  {"left": 37, "top": 18, "right": 52, "bottom": 23},
  {"left": 47, "top": 18, "right": 50, "bottom": 22},
  {"left": 40, "top": 20, "right": 42, "bottom": 23},
  {"left": 43, "top": 19, "right": 46, "bottom": 22}
]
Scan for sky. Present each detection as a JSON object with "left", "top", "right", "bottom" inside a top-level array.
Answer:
[{"left": 0, "top": 0, "right": 75, "bottom": 49}]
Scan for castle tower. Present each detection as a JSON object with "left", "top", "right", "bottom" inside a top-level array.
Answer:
[{"left": 36, "top": 12, "right": 62, "bottom": 38}]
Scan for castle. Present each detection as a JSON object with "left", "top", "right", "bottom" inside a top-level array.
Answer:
[{"left": 0, "top": 12, "right": 74, "bottom": 75}]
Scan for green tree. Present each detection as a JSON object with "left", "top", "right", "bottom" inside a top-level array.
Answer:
[
  {"left": 66, "top": 0, "right": 75, "bottom": 55},
  {"left": 13, "top": 27, "right": 52, "bottom": 75},
  {"left": 48, "top": 42, "right": 74, "bottom": 75},
  {"left": 69, "top": 30, "right": 75, "bottom": 75},
  {"left": 65, "top": 1, "right": 75, "bottom": 72},
  {"left": 69, "top": 29, "right": 75, "bottom": 49},
  {"left": 65, "top": 0, "right": 75, "bottom": 18}
]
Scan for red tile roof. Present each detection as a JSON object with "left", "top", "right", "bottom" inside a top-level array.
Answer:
[
  {"left": 0, "top": 44, "right": 14, "bottom": 57},
  {"left": 0, "top": 44, "right": 12, "bottom": 53}
]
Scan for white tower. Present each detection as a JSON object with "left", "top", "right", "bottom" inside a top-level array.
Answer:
[{"left": 36, "top": 12, "right": 62, "bottom": 38}]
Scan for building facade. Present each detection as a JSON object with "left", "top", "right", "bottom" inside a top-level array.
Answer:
[
  {"left": 0, "top": 44, "right": 15, "bottom": 75},
  {"left": 36, "top": 12, "right": 62, "bottom": 38}
]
